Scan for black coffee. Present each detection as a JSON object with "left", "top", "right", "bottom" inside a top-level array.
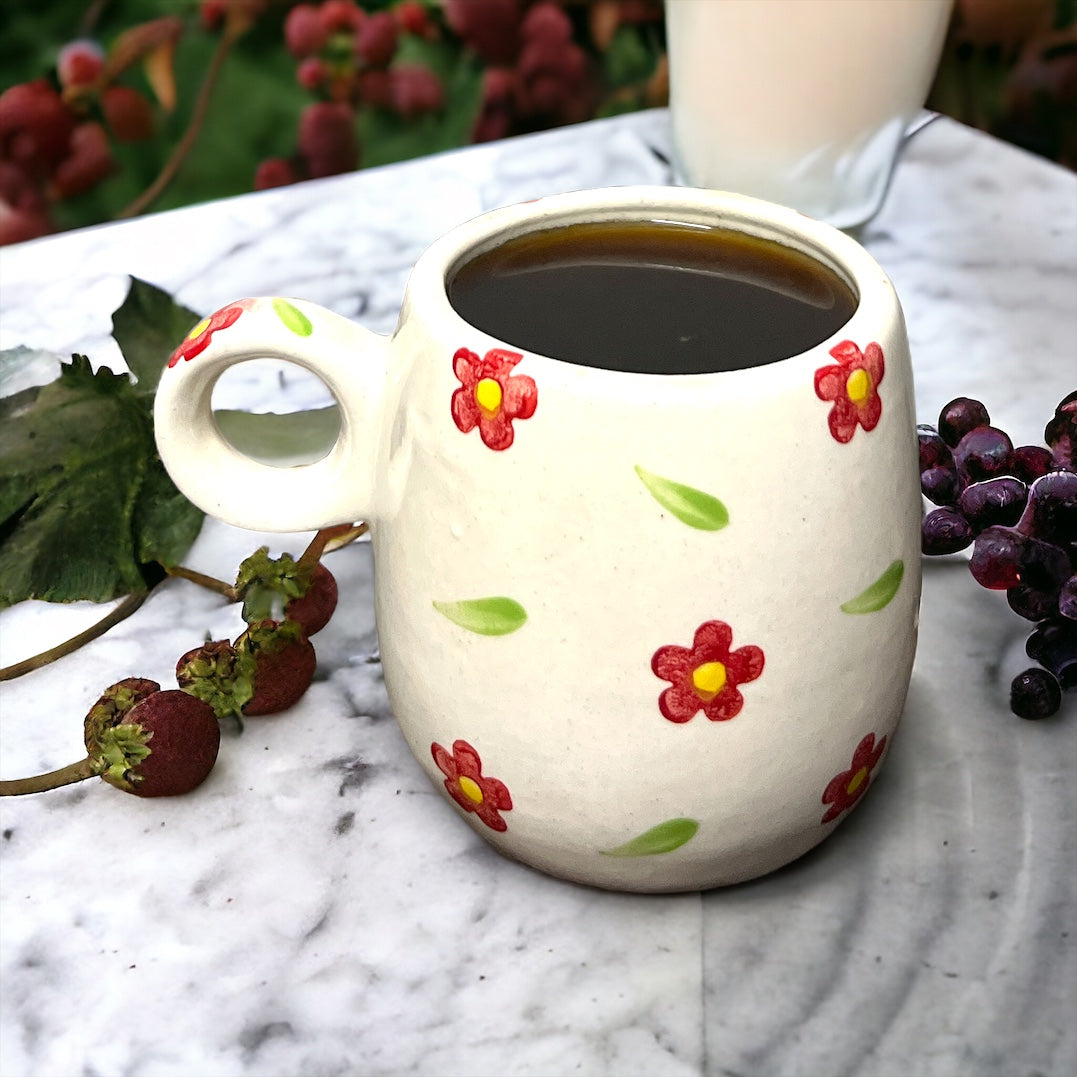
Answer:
[{"left": 448, "top": 220, "right": 857, "bottom": 375}]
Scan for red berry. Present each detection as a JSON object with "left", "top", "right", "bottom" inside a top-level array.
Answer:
[
  {"left": 521, "top": 2, "right": 572, "bottom": 44},
  {"left": 102, "top": 85, "right": 155, "bottom": 142},
  {"left": 356, "top": 68, "right": 393, "bottom": 109},
  {"left": 84, "top": 678, "right": 220, "bottom": 797},
  {"left": 56, "top": 40, "right": 105, "bottom": 89},
  {"left": 355, "top": 10, "right": 398, "bottom": 66},
  {"left": 284, "top": 562, "right": 338, "bottom": 635},
  {"left": 444, "top": 0, "right": 523, "bottom": 65},
  {"left": 396, "top": 1, "right": 432, "bottom": 37},
  {"left": 0, "top": 80, "right": 77, "bottom": 175},
  {"left": 285, "top": 4, "right": 330, "bottom": 57},
  {"left": 50, "top": 121, "right": 114, "bottom": 198},
  {"left": 297, "top": 101, "right": 358, "bottom": 177},
  {"left": 238, "top": 621, "right": 317, "bottom": 716},
  {"left": 390, "top": 64, "right": 444, "bottom": 118},
  {"left": 254, "top": 156, "right": 301, "bottom": 190},
  {"left": 320, "top": 0, "right": 364, "bottom": 34}
]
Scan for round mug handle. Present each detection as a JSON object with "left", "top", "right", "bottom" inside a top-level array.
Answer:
[{"left": 154, "top": 297, "right": 391, "bottom": 532}]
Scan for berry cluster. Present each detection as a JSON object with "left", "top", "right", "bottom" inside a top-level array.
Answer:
[
  {"left": 0, "top": 19, "right": 180, "bottom": 245},
  {"left": 919, "top": 393, "right": 1076, "bottom": 719},
  {"left": 256, "top": 0, "right": 443, "bottom": 187},
  {"left": 0, "top": 529, "right": 352, "bottom": 800}
]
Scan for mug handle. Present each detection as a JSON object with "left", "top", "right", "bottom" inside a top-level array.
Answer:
[{"left": 154, "top": 296, "right": 392, "bottom": 532}]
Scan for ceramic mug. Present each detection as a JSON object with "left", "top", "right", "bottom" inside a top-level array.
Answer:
[
  {"left": 154, "top": 187, "right": 921, "bottom": 892},
  {"left": 666, "top": 0, "right": 953, "bottom": 229}
]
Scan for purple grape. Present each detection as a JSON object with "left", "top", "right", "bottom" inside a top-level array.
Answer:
[
  {"left": 938, "top": 396, "right": 990, "bottom": 448},
  {"left": 921, "top": 465, "right": 960, "bottom": 506},
  {"left": 970, "top": 526, "right": 1070, "bottom": 592},
  {"left": 1061, "top": 575, "right": 1077, "bottom": 621},
  {"left": 1010, "top": 445, "right": 1053, "bottom": 483},
  {"left": 1026, "top": 618, "right": 1077, "bottom": 689},
  {"left": 953, "top": 426, "right": 1014, "bottom": 484},
  {"left": 918, "top": 425, "right": 954, "bottom": 471},
  {"left": 1018, "top": 471, "right": 1077, "bottom": 548},
  {"left": 1007, "top": 584, "right": 1058, "bottom": 622},
  {"left": 922, "top": 507, "right": 974, "bottom": 555},
  {"left": 1010, "top": 667, "right": 1062, "bottom": 719},
  {"left": 1044, "top": 391, "right": 1076, "bottom": 470},
  {"left": 958, "top": 476, "right": 1028, "bottom": 531}
]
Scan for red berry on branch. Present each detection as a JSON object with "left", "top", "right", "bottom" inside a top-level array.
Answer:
[
  {"left": 396, "top": 1, "right": 433, "bottom": 37},
  {"left": 390, "top": 63, "right": 444, "bottom": 119},
  {"left": 444, "top": 0, "right": 524, "bottom": 65},
  {"left": 0, "top": 81, "right": 77, "bottom": 176},
  {"left": 254, "top": 156, "right": 301, "bottom": 190},
  {"left": 355, "top": 10, "right": 398, "bottom": 67},
  {"left": 320, "top": 0, "right": 364, "bottom": 34},
  {"left": 357, "top": 68, "right": 393, "bottom": 109},
  {"left": 297, "top": 101, "right": 359, "bottom": 178},
  {"left": 285, "top": 4, "right": 331, "bottom": 57},
  {"left": 521, "top": 2, "right": 573, "bottom": 44},
  {"left": 297, "top": 55, "right": 328, "bottom": 91},
  {"left": 102, "top": 85, "right": 155, "bottom": 142},
  {"left": 50, "top": 121, "right": 114, "bottom": 198},
  {"left": 284, "top": 562, "right": 338, "bottom": 636},
  {"left": 238, "top": 621, "right": 317, "bottom": 716},
  {"left": 56, "top": 40, "right": 105, "bottom": 89}
]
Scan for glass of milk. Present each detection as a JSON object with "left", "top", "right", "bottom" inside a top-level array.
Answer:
[{"left": 666, "top": 0, "right": 954, "bottom": 230}]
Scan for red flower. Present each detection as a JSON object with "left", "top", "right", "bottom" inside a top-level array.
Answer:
[
  {"left": 167, "top": 301, "right": 250, "bottom": 368},
  {"left": 651, "top": 620, "right": 765, "bottom": 724},
  {"left": 451, "top": 347, "right": 537, "bottom": 450},
  {"left": 431, "top": 739, "right": 513, "bottom": 832},
  {"left": 814, "top": 340, "right": 885, "bottom": 443},
  {"left": 821, "top": 732, "right": 888, "bottom": 823}
]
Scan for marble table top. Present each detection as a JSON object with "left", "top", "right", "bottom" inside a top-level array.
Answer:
[{"left": 1, "top": 109, "right": 1074, "bottom": 1077}]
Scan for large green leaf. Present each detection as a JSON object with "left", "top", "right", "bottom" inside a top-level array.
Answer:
[
  {"left": 0, "top": 356, "right": 203, "bottom": 607},
  {"left": 111, "top": 277, "right": 201, "bottom": 395}
]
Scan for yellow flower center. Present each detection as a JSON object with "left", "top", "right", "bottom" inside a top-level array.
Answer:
[
  {"left": 846, "top": 766, "right": 869, "bottom": 796},
  {"left": 458, "top": 775, "right": 484, "bottom": 804},
  {"left": 188, "top": 317, "right": 211, "bottom": 341},
  {"left": 475, "top": 377, "right": 503, "bottom": 417},
  {"left": 692, "top": 661, "right": 727, "bottom": 700},
  {"left": 846, "top": 368, "right": 871, "bottom": 405}
]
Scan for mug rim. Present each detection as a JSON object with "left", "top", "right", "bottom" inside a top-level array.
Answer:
[{"left": 407, "top": 184, "right": 901, "bottom": 387}]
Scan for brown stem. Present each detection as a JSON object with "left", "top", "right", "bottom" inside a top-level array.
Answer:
[
  {"left": 0, "top": 757, "right": 96, "bottom": 796},
  {"left": 164, "top": 563, "right": 237, "bottom": 600},
  {"left": 113, "top": 20, "right": 241, "bottom": 220},
  {"left": 0, "top": 591, "right": 148, "bottom": 682},
  {"left": 297, "top": 522, "right": 369, "bottom": 573}
]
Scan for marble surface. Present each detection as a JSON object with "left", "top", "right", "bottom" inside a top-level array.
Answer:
[{"left": 1, "top": 109, "right": 1074, "bottom": 1077}]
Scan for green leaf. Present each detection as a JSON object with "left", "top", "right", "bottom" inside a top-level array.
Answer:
[
  {"left": 214, "top": 406, "right": 341, "bottom": 466},
  {"left": 432, "top": 596, "right": 528, "bottom": 636},
  {"left": 0, "top": 354, "right": 203, "bottom": 608},
  {"left": 602, "top": 818, "right": 700, "bottom": 857},
  {"left": 635, "top": 466, "right": 730, "bottom": 530},
  {"left": 840, "top": 559, "right": 905, "bottom": 614},
  {"left": 111, "top": 277, "right": 202, "bottom": 395},
  {"left": 272, "top": 299, "right": 313, "bottom": 337}
]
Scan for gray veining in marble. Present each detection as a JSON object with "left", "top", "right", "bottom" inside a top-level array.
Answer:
[{"left": 1, "top": 110, "right": 1074, "bottom": 1077}]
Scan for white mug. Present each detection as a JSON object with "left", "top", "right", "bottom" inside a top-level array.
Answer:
[
  {"left": 154, "top": 187, "right": 922, "bottom": 892},
  {"left": 666, "top": 0, "right": 954, "bottom": 229}
]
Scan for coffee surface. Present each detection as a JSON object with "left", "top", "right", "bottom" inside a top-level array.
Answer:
[{"left": 448, "top": 221, "right": 857, "bottom": 375}]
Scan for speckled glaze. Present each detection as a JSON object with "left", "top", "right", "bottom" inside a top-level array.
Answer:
[{"left": 153, "top": 187, "right": 922, "bottom": 891}]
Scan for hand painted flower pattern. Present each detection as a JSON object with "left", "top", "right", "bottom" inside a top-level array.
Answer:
[
  {"left": 821, "top": 732, "right": 888, "bottom": 823},
  {"left": 431, "top": 739, "right": 513, "bottom": 832},
  {"left": 167, "top": 300, "right": 252, "bottom": 368},
  {"left": 814, "top": 340, "right": 885, "bottom": 443},
  {"left": 651, "top": 620, "right": 765, "bottom": 724},
  {"left": 451, "top": 346, "right": 537, "bottom": 450}
]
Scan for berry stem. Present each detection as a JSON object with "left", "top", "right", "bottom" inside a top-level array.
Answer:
[
  {"left": 163, "top": 563, "right": 238, "bottom": 599},
  {"left": 0, "top": 591, "right": 148, "bottom": 682},
  {"left": 297, "top": 521, "right": 368, "bottom": 573},
  {"left": 0, "top": 757, "right": 95, "bottom": 796}
]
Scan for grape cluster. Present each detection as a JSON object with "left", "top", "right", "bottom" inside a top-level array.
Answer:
[{"left": 919, "top": 393, "right": 1076, "bottom": 719}]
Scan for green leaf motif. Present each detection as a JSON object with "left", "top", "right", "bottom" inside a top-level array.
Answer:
[
  {"left": 635, "top": 466, "right": 729, "bottom": 531},
  {"left": 840, "top": 559, "right": 905, "bottom": 614},
  {"left": 433, "top": 597, "right": 527, "bottom": 636},
  {"left": 601, "top": 818, "right": 700, "bottom": 857},
  {"left": 272, "top": 299, "right": 313, "bottom": 337}
]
